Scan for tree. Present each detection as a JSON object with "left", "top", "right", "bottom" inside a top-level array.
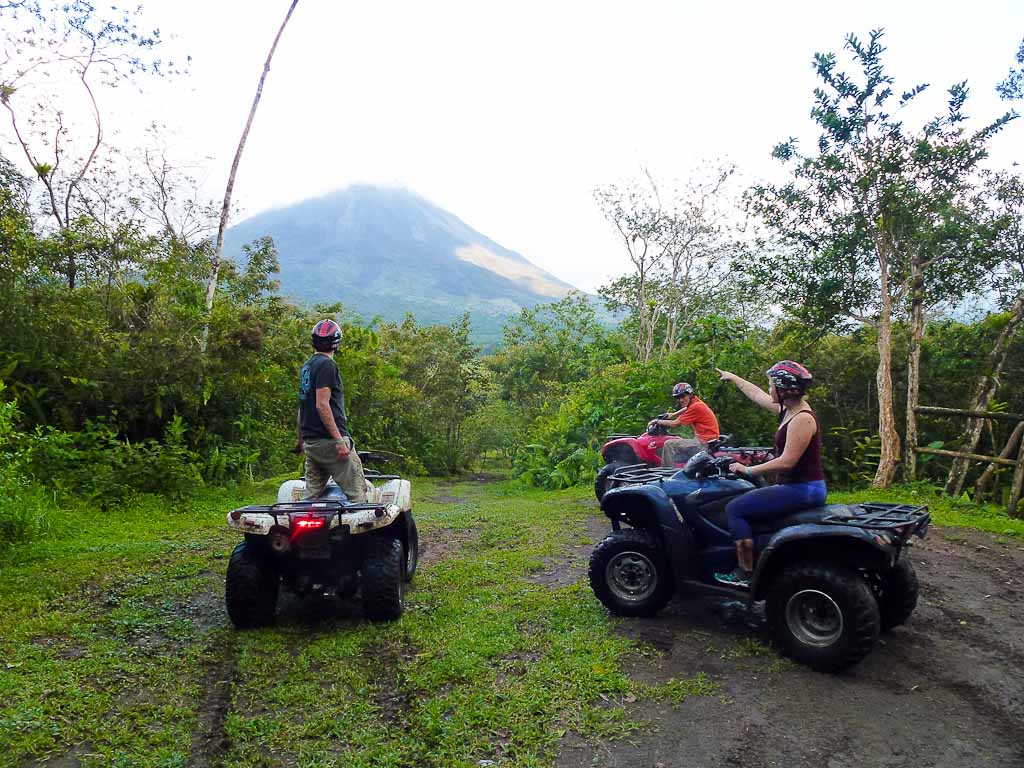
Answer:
[
  {"left": 380, "top": 314, "right": 488, "bottom": 474},
  {"left": 594, "top": 170, "right": 666, "bottom": 362},
  {"left": 945, "top": 172, "right": 1024, "bottom": 496},
  {"left": 748, "top": 30, "right": 1013, "bottom": 487},
  {"left": 492, "top": 292, "right": 612, "bottom": 419},
  {"left": 996, "top": 36, "right": 1024, "bottom": 100},
  {"left": 200, "top": 0, "right": 300, "bottom": 354},
  {"left": 596, "top": 163, "right": 747, "bottom": 362},
  {"left": 654, "top": 163, "right": 748, "bottom": 355},
  {"left": 899, "top": 94, "right": 1014, "bottom": 480},
  {"left": 0, "top": 1, "right": 179, "bottom": 287}
]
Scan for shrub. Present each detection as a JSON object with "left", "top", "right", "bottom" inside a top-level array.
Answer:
[{"left": 0, "top": 390, "right": 52, "bottom": 549}]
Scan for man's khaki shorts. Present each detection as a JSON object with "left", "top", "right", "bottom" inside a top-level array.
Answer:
[{"left": 302, "top": 436, "right": 367, "bottom": 502}]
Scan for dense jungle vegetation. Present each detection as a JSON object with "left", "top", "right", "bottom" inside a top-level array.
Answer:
[{"left": 1, "top": 6, "right": 1024, "bottom": 553}]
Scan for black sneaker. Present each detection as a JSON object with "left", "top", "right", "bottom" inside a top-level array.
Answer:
[{"left": 714, "top": 567, "right": 753, "bottom": 588}]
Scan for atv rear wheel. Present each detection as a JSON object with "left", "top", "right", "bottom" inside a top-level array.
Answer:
[
  {"left": 589, "top": 529, "right": 674, "bottom": 617},
  {"left": 225, "top": 541, "right": 279, "bottom": 629},
  {"left": 767, "top": 560, "right": 879, "bottom": 672},
  {"left": 362, "top": 536, "right": 405, "bottom": 621},
  {"left": 403, "top": 513, "right": 419, "bottom": 583},
  {"left": 876, "top": 556, "right": 919, "bottom": 632},
  {"left": 595, "top": 461, "right": 629, "bottom": 501}
]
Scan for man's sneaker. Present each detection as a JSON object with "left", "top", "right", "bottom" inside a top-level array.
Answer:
[{"left": 714, "top": 567, "right": 753, "bottom": 588}]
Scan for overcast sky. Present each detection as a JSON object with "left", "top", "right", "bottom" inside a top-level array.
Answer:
[{"left": 38, "top": 1, "right": 1024, "bottom": 292}]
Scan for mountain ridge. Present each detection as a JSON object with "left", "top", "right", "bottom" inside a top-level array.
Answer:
[{"left": 224, "top": 184, "right": 578, "bottom": 339}]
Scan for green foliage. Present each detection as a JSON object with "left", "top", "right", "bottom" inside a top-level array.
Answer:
[
  {"left": 747, "top": 29, "right": 1014, "bottom": 329},
  {"left": 491, "top": 293, "right": 616, "bottom": 421},
  {"left": 23, "top": 416, "right": 202, "bottom": 502},
  {"left": 505, "top": 310, "right": 1024, "bottom": 494},
  {"left": 460, "top": 400, "right": 527, "bottom": 467},
  {"left": 0, "top": 156, "right": 515, "bottom": 510},
  {"left": 826, "top": 427, "right": 881, "bottom": 487},
  {"left": 0, "top": 390, "right": 51, "bottom": 549},
  {"left": 375, "top": 314, "right": 490, "bottom": 474},
  {"left": 996, "top": 35, "right": 1024, "bottom": 100},
  {"left": 511, "top": 323, "right": 780, "bottom": 488}
]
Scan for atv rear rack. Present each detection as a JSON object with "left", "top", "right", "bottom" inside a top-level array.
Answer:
[
  {"left": 824, "top": 502, "right": 930, "bottom": 536},
  {"left": 233, "top": 500, "right": 387, "bottom": 515}
]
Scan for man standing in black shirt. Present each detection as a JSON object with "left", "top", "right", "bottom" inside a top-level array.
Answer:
[{"left": 296, "top": 319, "right": 367, "bottom": 502}]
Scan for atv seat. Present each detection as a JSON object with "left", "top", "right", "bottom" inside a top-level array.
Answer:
[
  {"left": 316, "top": 485, "right": 349, "bottom": 502},
  {"left": 750, "top": 503, "right": 854, "bottom": 535}
]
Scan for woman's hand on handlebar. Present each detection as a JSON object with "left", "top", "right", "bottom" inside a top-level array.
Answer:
[{"left": 728, "top": 461, "right": 749, "bottom": 477}]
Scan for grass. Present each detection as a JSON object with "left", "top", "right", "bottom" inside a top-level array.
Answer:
[
  {"left": 4, "top": 472, "right": 1015, "bottom": 767},
  {"left": 0, "top": 477, "right": 715, "bottom": 768},
  {"left": 0, "top": 479, "right": 282, "bottom": 768}
]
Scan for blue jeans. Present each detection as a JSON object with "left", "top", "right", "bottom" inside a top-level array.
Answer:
[{"left": 725, "top": 481, "right": 827, "bottom": 540}]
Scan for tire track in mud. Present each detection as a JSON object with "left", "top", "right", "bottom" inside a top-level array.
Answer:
[
  {"left": 181, "top": 492, "right": 478, "bottom": 765},
  {"left": 187, "top": 631, "right": 238, "bottom": 768}
]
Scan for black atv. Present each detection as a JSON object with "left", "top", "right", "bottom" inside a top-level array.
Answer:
[{"left": 588, "top": 438, "right": 929, "bottom": 672}]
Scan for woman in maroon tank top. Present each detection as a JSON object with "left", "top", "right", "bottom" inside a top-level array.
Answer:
[{"left": 711, "top": 361, "right": 827, "bottom": 587}]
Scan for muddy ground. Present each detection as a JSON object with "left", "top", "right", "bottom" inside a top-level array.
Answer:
[{"left": 550, "top": 509, "right": 1024, "bottom": 768}]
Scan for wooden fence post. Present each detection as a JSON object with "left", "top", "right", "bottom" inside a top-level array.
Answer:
[
  {"left": 975, "top": 422, "right": 1024, "bottom": 501},
  {"left": 1008, "top": 437, "right": 1024, "bottom": 520}
]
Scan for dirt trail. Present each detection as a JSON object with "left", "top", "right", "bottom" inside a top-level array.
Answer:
[{"left": 556, "top": 515, "right": 1024, "bottom": 768}]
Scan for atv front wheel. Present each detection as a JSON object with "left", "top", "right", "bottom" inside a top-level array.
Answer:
[
  {"left": 362, "top": 536, "right": 405, "bottom": 622},
  {"left": 595, "top": 461, "right": 629, "bottom": 501},
  {"left": 403, "top": 513, "right": 419, "bottom": 583},
  {"left": 767, "top": 560, "right": 879, "bottom": 672},
  {"left": 588, "top": 529, "right": 674, "bottom": 617},
  {"left": 225, "top": 541, "right": 279, "bottom": 629},
  {"left": 876, "top": 556, "right": 919, "bottom": 631}
]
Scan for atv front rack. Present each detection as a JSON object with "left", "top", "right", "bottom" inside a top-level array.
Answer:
[
  {"left": 824, "top": 502, "right": 930, "bottom": 536},
  {"left": 607, "top": 464, "right": 683, "bottom": 486}
]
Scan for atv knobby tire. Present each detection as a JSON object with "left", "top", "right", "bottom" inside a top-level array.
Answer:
[
  {"left": 589, "top": 529, "right": 674, "bottom": 617},
  {"left": 595, "top": 461, "right": 629, "bottom": 501},
  {"left": 767, "top": 560, "right": 879, "bottom": 673},
  {"left": 877, "top": 556, "right": 919, "bottom": 632},
  {"left": 362, "top": 535, "right": 404, "bottom": 621},
  {"left": 404, "top": 513, "right": 419, "bottom": 583},
  {"left": 225, "top": 541, "right": 279, "bottom": 629}
]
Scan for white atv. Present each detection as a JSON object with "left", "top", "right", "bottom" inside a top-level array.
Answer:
[{"left": 224, "top": 457, "right": 418, "bottom": 626}]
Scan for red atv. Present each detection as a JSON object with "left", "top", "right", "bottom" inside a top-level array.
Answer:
[{"left": 595, "top": 422, "right": 773, "bottom": 500}]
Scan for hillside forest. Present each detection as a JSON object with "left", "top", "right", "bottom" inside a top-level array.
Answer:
[{"left": 2, "top": 6, "right": 1024, "bottom": 552}]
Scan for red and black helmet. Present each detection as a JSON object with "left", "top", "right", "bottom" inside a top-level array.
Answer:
[
  {"left": 766, "top": 360, "right": 812, "bottom": 398},
  {"left": 671, "top": 382, "right": 694, "bottom": 399},
  {"left": 311, "top": 319, "right": 342, "bottom": 351}
]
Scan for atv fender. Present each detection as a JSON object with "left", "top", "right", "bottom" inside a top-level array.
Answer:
[
  {"left": 601, "top": 438, "right": 640, "bottom": 464},
  {"left": 226, "top": 511, "right": 276, "bottom": 536},
  {"left": 601, "top": 484, "right": 699, "bottom": 584},
  {"left": 750, "top": 523, "right": 894, "bottom": 601},
  {"left": 370, "top": 478, "right": 411, "bottom": 510}
]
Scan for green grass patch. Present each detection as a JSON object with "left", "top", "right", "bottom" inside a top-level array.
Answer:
[{"left": 0, "top": 477, "right": 721, "bottom": 767}]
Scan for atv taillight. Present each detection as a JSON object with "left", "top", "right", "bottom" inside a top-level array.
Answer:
[
  {"left": 295, "top": 517, "right": 326, "bottom": 530},
  {"left": 230, "top": 510, "right": 242, "bottom": 521}
]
